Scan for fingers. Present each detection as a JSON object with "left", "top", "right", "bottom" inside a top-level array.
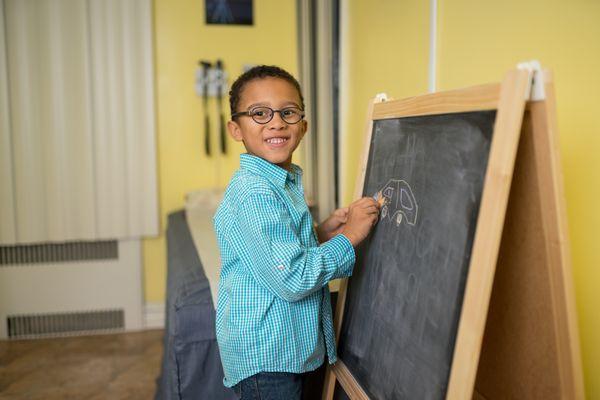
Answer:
[
  {"left": 349, "top": 197, "right": 381, "bottom": 210},
  {"left": 333, "top": 207, "right": 349, "bottom": 218},
  {"left": 359, "top": 201, "right": 380, "bottom": 215},
  {"left": 348, "top": 206, "right": 379, "bottom": 223},
  {"left": 341, "top": 197, "right": 381, "bottom": 246},
  {"left": 347, "top": 198, "right": 380, "bottom": 221},
  {"left": 330, "top": 209, "right": 348, "bottom": 225},
  {"left": 365, "top": 212, "right": 379, "bottom": 227}
]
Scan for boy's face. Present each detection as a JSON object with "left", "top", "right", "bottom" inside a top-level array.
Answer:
[{"left": 228, "top": 77, "right": 307, "bottom": 170}]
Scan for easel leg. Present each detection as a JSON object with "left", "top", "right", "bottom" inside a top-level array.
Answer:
[{"left": 322, "top": 365, "right": 336, "bottom": 400}]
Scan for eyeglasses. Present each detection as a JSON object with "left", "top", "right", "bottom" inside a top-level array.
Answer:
[{"left": 232, "top": 106, "right": 305, "bottom": 125}]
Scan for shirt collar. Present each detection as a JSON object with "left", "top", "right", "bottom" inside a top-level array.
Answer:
[{"left": 240, "top": 153, "right": 303, "bottom": 188}]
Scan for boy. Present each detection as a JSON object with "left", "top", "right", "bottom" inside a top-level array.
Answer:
[{"left": 214, "top": 65, "right": 380, "bottom": 400}]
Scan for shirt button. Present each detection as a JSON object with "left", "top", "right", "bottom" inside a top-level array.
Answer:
[{"left": 277, "top": 264, "right": 285, "bottom": 271}]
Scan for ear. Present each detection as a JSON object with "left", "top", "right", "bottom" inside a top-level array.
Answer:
[
  {"left": 227, "top": 120, "right": 243, "bottom": 142},
  {"left": 299, "top": 119, "right": 308, "bottom": 140}
]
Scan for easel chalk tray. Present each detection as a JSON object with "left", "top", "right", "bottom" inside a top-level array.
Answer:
[{"left": 323, "top": 65, "right": 585, "bottom": 400}]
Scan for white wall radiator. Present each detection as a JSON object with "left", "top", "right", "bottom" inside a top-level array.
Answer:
[{"left": 0, "top": 239, "right": 144, "bottom": 339}]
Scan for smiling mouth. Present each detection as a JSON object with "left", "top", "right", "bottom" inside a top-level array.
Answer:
[{"left": 265, "top": 137, "right": 289, "bottom": 145}]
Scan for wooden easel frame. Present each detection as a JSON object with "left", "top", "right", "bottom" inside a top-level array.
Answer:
[{"left": 323, "top": 69, "right": 585, "bottom": 399}]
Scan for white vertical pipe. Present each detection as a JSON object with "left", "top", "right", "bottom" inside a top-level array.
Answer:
[
  {"left": 338, "top": 0, "right": 349, "bottom": 206},
  {"left": 428, "top": 0, "right": 438, "bottom": 93},
  {"left": 138, "top": 0, "right": 159, "bottom": 236},
  {"left": 316, "top": 0, "right": 334, "bottom": 221},
  {"left": 0, "top": 0, "right": 17, "bottom": 243},
  {"left": 296, "top": 0, "right": 316, "bottom": 207}
]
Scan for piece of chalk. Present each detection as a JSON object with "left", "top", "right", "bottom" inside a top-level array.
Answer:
[{"left": 373, "top": 191, "right": 386, "bottom": 207}]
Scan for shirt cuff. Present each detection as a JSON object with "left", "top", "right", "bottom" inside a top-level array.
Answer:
[{"left": 321, "top": 234, "right": 356, "bottom": 279}]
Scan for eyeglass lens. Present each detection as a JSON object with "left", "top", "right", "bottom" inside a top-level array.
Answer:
[{"left": 251, "top": 107, "right": 303, "bottom": 124}]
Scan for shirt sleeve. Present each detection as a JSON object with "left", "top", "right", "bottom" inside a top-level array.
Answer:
[{"left": 232, "top": 192, "right": 355, "bottom": 302}]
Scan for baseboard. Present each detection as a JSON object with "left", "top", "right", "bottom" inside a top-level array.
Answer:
[{"left": 144, "top": 302, "right": 165, "bottom": 329}]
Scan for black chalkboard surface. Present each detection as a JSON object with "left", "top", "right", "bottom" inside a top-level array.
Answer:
[{"left": 337, "top": 111, "right": 497, "bottom": 400}]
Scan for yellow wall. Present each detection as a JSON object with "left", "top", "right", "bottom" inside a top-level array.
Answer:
[
  {"left": 144, "top": 0, "right": 298, "bottom": 302},
  {"left": 439, "top": 1, "right": 599, "bottom": 397},
  {"left": 344, "top": 1, "right": 599, "bottom": 397},
  {"left": 342, "top": 0, "right": 430, "bottom": 205}
]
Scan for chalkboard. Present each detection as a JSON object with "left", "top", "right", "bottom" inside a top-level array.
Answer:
[{"left": 337, "top": 111, "right": 497, "bottom": 400}]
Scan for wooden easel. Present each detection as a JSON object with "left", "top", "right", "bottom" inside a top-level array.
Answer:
[{"left": 323, "top": 65, "right": 585, "bottom": 399}]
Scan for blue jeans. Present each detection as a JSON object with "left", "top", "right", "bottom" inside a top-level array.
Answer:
[{"left": 232, "top": 372, "right": 303, "bottom": 400}]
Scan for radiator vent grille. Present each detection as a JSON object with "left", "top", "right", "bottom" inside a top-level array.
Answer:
[
  {"left": 7, "top": 309, "right": 125, "bottom": 339},
  {"left": 0, "top": 240, "right": 118, "bottom": 266}
]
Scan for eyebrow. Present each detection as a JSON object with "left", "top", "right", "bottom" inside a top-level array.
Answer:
[{"left": 246, "top": 101, "right": 301, "bottom": 110}]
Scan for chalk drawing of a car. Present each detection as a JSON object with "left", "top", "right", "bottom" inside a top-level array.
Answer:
[{"left": 380, "top": 179, "right": 418, "bottom": 226}]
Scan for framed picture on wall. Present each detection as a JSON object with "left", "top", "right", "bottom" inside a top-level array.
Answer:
[{"left": 205, "top": 0, "right": 253, "bottom": 26}]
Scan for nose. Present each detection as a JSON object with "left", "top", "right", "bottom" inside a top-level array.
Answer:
[{"left": 267, "top": 111, "right": 287, "bottom": 129}]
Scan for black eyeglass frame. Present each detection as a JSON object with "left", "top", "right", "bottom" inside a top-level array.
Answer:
[{"left": 231, "top": 106, "right": 306, "bottom": 125}]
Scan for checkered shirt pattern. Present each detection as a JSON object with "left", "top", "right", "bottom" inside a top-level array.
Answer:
[{"left": 213, "top": 153, "right": 356, "bottom": 387}]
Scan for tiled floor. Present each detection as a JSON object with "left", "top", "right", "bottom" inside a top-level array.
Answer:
[{"left": 0, "top": 329, "right": 163, "bottom": 400}]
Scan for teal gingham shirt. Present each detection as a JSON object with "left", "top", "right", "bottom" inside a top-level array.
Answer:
[{"left": 213, "top": 154, "right": 356, "bottom": 387}]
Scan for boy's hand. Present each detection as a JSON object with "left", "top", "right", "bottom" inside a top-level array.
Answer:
[
  {"left": 316, "top": 207, "right": 349, "bottom": 243},
  {"left": 340, "top": 197, "right": 381, "bottom": 247}
]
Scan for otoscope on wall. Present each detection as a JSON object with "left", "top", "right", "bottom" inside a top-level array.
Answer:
[
  {"left": 199, "top": 60, "right": 212, "bottom": 156},
  {"left": 195, "top": 59, "right": 229, "bottom": 157},
  {"left": 215, "top": 59, "right": 227, "bottom": 155}
]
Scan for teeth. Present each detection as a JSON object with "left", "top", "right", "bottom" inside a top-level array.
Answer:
[{"left": 267, "top": 138, "right": 287, "bottom": 144}]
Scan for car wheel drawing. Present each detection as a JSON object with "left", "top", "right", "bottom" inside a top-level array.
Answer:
[{"left": 381, "top": 205, "right": 388, "bottom": 219}]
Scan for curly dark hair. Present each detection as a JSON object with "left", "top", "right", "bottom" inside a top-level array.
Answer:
[{"left": 229, "top": 65, "right": 305, "bottom": 118}]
